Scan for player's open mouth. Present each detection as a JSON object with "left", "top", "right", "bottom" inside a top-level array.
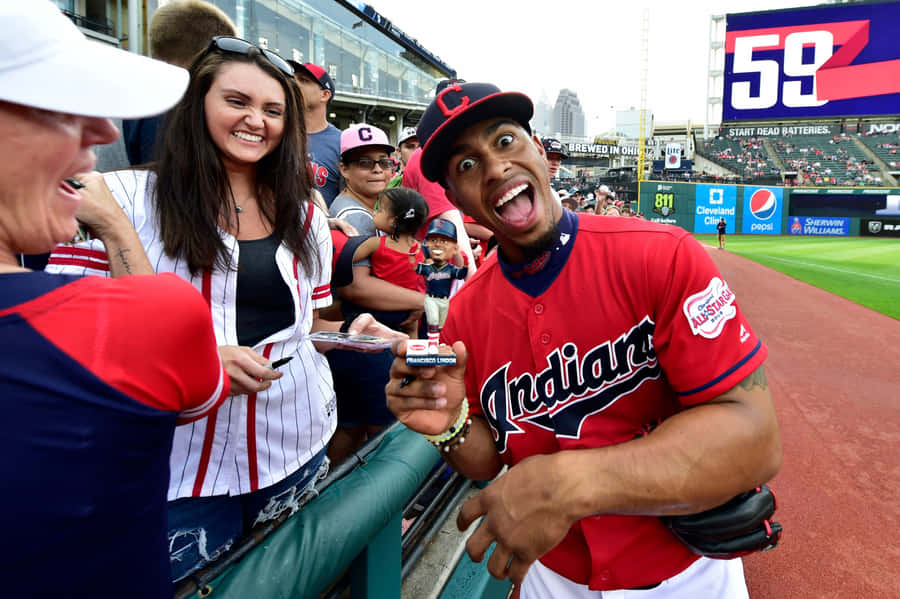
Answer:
[{"left": 493, "top": 181, "right": 535, "bottom": 226}]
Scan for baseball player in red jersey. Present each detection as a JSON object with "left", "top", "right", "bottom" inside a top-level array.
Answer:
[{"left": 385, "top": 83, "right": 781, "bottom": 598}]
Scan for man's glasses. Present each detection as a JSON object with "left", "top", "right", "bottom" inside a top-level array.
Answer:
[
  {"left": 202, "top": 36, "right": 294, "bottom": 78},
  {"left": 349, "top": 158, "right": 393, "bottom": 171}
]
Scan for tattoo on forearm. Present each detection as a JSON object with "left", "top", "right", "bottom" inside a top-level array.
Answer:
[
  {"left": 117, "top": 248, "right": 133, "bottom": 275},
  {"left": 738, "top": 365, "right": 768, "bottom": 391}
]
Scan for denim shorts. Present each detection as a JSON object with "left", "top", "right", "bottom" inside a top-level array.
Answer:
[{"left": 167, "top": 447, "right": 329, "bottom": 582}]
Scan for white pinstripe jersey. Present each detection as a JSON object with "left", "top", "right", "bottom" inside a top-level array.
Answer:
[{"left": 46, "top": 170, "right": 337, "bottom": 500}]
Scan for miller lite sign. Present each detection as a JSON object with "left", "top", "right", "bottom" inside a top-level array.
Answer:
[{"left": 665, "top": 143, "right": 682, "bottom": 170}]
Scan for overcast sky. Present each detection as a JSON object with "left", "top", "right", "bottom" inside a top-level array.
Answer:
[{"left": 367, "top": 0, "right": 820, "bottom": 136}]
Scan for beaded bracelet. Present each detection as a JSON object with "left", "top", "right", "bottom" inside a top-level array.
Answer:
[
  {"left": 423, "top": 401, "right": 469, "bottom": 446},
  {"left": 436, "top": 418, "right": 471, "bottom": 453}
]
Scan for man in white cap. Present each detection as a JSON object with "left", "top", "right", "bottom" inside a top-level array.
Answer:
[
  {"left": 558, "top": 190, "right": 577, "bottom": 212},
  {"left": 388, "top": 126, "right": 420, "bottom": 188},
  {"left": 0, "top": 3, "right": 230, "bottom": 597}
]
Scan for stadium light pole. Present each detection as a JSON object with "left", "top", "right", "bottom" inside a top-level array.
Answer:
[
  {"left": 637, "top": 8, "right": 649, "bottom": 213},
  {"left": 705, "top": 15, "right": 726, "bottom": 140}
]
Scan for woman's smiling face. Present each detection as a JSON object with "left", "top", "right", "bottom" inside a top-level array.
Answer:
[{"left": 204, "top": 61, "right": 286, "bottom": 168}]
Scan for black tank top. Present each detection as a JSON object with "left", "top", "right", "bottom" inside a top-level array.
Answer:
[{"left": 236, "top": 234, "right": 295, "bottom": 347}]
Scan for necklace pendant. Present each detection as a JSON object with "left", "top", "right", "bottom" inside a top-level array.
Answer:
[{"left": 236, "top": 206, "right": 243, "bottom": 213}]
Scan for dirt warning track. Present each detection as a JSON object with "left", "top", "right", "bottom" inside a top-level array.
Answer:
[{"left": 706, "top": 246, "right": 899, "bottom": 599}]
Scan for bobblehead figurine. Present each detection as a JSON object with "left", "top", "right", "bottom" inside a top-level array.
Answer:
[{"left": 407, "top": 218, "right": 468, "bottom": 366}]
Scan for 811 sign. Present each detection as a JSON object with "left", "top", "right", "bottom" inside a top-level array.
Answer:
[{"left": 654, "top": 192, "right": 675, "bottom": 216}]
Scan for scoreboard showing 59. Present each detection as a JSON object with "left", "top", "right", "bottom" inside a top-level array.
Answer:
[
  {"left": 730, "top": 30, "right": 831, "bottom": 111},
  {"left": 722, "top": 2, "right": 900, "bottom": 121}
]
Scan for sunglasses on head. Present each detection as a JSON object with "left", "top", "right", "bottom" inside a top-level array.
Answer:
[{"left": 202, "top": 36, "right": 294, "bottom": 78}]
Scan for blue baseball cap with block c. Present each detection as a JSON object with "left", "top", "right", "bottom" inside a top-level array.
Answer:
[{"left": 417, "top": 82, "right": 533, "bottom": 186}]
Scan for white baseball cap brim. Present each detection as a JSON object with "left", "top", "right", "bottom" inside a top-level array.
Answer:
[
  {"left": 0, "top": 1, "right": 188, "bottom": 119},
  {"left": 398, "top": 127, "right": 418, "bottom": 145}
]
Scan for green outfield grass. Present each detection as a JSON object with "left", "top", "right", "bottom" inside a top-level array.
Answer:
[{"left": 693, "top": 235, "right": 900, "bottom": 320}]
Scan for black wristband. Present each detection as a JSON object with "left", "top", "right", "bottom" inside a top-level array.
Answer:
[{"left": 339, "top": 317, "right": 353, "bottom": 333}]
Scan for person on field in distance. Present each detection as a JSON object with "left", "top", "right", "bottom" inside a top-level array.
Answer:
[
  {"left": 0, "top": 3, "right": 231, "bottom": 597},
  {"left": 384, "top": 82, "right": 781, "bottom": 598},
  {"left": 717, "top": 217, "right": 727, "bottom": 249}
]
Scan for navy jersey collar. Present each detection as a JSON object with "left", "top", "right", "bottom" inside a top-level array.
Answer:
[{"left": 497, "top": 209, "right": 578, "bottom": 297}]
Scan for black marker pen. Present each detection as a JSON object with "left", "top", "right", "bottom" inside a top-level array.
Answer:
[{"left": 270, "top": 356, "right": 294, "bottom": 369}]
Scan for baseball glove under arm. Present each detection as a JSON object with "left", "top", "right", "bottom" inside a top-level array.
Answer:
[{"left": 662, "top": 484, "right": 782, "bottom": 559}]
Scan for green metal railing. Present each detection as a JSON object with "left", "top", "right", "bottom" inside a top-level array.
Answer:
[{"left": 174, "top": 423, "right": 511, "bottom": 599}]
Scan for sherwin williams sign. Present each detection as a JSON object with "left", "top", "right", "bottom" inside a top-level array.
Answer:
[
  {"left": 788, "top": 216, "right": 850, "bottom": 236},
  {"left": 694, "top": 184, "right": 737, "bottom": 234},
  {"left": 742, "top": 186, "right": 783, "bottom": 234}
]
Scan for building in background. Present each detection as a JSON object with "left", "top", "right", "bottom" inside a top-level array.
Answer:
[
  {"left": 53, "top": 0, "right": 455, "bottom": 141},
  {"left": 553, "top": 89, "right": 586, "bottom": 138},
  {"left": 52, "top": 0, "right": 120, "bottom": 45},
  {"left": 616, "top": 107, "right": 654, "bottom": 140},
  {"left": 531, "top": 96, "right": 554, "bottom": 138}
]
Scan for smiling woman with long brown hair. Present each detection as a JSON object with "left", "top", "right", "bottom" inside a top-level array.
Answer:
[{"left": 46, "top": 36, "right": 401, "bottom": 582}]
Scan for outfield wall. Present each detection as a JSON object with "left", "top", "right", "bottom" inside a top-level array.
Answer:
[{"left": 639, "top": 181, "right": 900, "bottom": 237}]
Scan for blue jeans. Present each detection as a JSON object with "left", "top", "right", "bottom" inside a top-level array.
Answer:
[{"left": 167, "top": 447, "right": 329, "bottom": 582}]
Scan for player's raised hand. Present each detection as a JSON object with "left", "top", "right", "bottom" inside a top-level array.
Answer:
[
  {"left": 457, "top": 452, "right": 576, "bottom": 586},
  {"left": 385, "top": 339, "right": 468, "bottom": 435}
]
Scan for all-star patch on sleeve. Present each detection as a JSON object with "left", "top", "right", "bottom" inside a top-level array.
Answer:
[{"left": 651, "top": 234, "right": 767, "bottom": 405}]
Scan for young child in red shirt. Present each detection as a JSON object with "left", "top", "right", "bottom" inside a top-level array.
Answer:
[{"left": 352, "top": 187, "right": 429, "bottom": 336}]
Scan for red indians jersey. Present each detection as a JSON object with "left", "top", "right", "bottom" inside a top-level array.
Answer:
[{"left": 441, "top": 210, "right": 767, "bottom": 590}]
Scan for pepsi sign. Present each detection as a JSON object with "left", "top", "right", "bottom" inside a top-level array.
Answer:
[
  {"left": 742, "top": 187, "right": 783, "bottom": 234},
  {"left": 723, "top": 2, "right": 900, "bottom": 121}
]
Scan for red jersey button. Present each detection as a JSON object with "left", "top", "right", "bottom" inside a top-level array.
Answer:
[
  {"left": 598, "top": 570, "right": 611, "bottom": 582},
  {"left": 540, "top": 333, "right": 550, "bottom": 344},
  {"left": 534, "top": 303, "right": 544, "bottom": 314}
]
